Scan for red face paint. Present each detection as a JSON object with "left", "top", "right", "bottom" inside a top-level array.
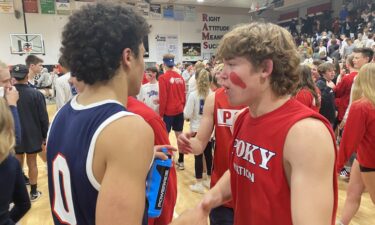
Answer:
[{"left": 229, "top": 72, "right": 246, "bottom": 89}]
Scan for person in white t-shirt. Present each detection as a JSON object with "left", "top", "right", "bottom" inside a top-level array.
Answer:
[
  {"left": 184, "top": 69, "right": 213, "bottom": 194},
  {"left": 138, "top": 67, "right": 159, "bottom": 113},
  {"left": 55, "top": 57, "right": 73, "bottom": 110}
]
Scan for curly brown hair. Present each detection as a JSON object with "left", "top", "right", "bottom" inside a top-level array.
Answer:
[
  {"left": 60, "top": 3, "right": 149, "bottom": 85},
  {"left": 216, "top": 22, "right": 301, "bottom": 96}
]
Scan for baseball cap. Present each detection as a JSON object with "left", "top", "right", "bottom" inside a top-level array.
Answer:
[
  {"left": 11, "top": 64, "right": 28, "bottom": 79},
  {"left": 163, "top": 57, "right": 175, "bottom": 67}
]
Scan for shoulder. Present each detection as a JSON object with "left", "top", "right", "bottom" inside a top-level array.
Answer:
[
  {"left": 284, "top": 117, "right": 334, "bottom": 162},
  {"left": 128, "top": 100, "right": 158, "bottom": 122},
  {"left": 352, "top": 98, "right": 374, "bottom": 111},
  {"left": 98, "top": 115, "right": 153, "bottom": 152},
  {"left": 1, "top": 155, "right": 20, "bottom": 170},
  {"left": 190, "top": 91, "right": 198, "bottom": 97}
]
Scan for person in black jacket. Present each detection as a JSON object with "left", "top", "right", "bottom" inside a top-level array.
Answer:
[
  {"left": 316, "top": 62, "right": 336, "bottom": 127},
  {"left": 0, "top": 98, "right": 31, "bottom": 224},
  {"left": 11, "top": 64, "right": 49, "bottom": 202}
]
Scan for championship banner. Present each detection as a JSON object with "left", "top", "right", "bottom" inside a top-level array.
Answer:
[
  {"left": 56, "top": 0, "right": 71, "bottom": 15},
  {"left": 162, "top": 4, "right": 173, "bottom": 19},
  {"left": 23, "top": 0, "right": 38, "bottom": 13},
  {"left": 149, "top": 3, "right": 161, "bottom": 19},
  {"left": 174, "top": 5, "right": 184, "bottom": 21},
  {"left": 40, "top": 0, "right": 55, "bottom": 14},
  {"left": 0, "top": 0, "right": 14, "bottom": 13},
  {"left": 184, "top": 6, "right": 196, "bottom": 22}
]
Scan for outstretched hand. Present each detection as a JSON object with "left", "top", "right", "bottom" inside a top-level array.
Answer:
[
  {"left": 177, "top": 132, "right": 195, "bottom": 154},
  {"left": 168, "top": 201, "right": 210, "bottom": 225}
]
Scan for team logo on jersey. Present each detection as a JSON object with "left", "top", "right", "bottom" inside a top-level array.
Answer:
[
  {"left": 217, "top": 109, "right": 241, "bottom": 127},
  {"left": 232, "top": 138, "right": 276, "bottom": 183},
  {"left": 147, "top": 90, "right": 158, "bottom": 98},
  {"left": 169, "top": 77, "right": 184, "bottom": 84}
]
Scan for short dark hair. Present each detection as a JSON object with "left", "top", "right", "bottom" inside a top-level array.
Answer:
[
  {"left": 353, "top": 47, "right": 374, "bottom": 63},
  {"left": 60, "top": 3, "right": 150, "bottom": 85},
  {"left": 146, "top": 67, "right": 159, "bottom": 79},
  {"left": 25, "top": 55, "right": 43, "bottom": 68}
]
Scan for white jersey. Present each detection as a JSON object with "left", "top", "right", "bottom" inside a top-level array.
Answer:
[{"left": 138, "top": 82, "right": 159, "bottom": 113}]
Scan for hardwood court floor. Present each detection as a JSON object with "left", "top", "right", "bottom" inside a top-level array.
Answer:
[{"left": 18, "top": 104, "right": 375, "bottom": 225}]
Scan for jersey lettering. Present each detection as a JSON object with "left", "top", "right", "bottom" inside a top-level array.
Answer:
[
  {"left": 52, "top": 153, "right": 77, "bottom": 225},
  {"left": 217, "top": 109, "right": 241, "bottom": 127},
  {"left": 233, "top": 139, "right": 276, "bottom": 170}
]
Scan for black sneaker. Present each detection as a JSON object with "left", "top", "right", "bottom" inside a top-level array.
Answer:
[
  {"left": 30, "top": 191, "right": 42, "bottom": 202},
  {"left": 24, "top": 175, "right": 30, "bottom": 185}
]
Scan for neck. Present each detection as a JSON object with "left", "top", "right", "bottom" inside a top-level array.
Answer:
[
  {"left": 15, "top": 79, "right": 28, "bottom": 85},
  {"left": 350, "top": 68, "right": 358, "bottom": 73},
  {"left": 76, "top": 72, "right": 128, "bottom": 107},
  {"left": 149, "top": 79, "right": 157, "bottom": 84},
  {"left": 248, "top": 89, "right": 291, "bottom": 118},
  {"left": 28, "top": 72, "right": 35, "bottom": 80}
]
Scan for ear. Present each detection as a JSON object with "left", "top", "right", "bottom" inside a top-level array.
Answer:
[
  {"left": 121, "top": 48, "right": 133, "bottom": 69},
  {"left": 260, "top": 59, "right": 273, "bottom": 78}
]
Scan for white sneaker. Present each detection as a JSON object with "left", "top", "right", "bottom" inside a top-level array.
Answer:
[
  {"left": 203, "top": 179, "right": 210, "bottom": 189},
  {"left": 176, "top": 162, "right": 185, "bottom": 170},
  {"left": 189, "top": 182, "right": 205, "bottom": 194}
]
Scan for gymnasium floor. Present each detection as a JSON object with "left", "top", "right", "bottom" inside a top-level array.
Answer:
[{"left": 17, "top": 104, "right": 375, "bottom": 225}]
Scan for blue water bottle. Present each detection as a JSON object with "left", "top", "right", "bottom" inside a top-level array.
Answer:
[{"left": 146, "top": 147, "right": 172, "bottom": 218}]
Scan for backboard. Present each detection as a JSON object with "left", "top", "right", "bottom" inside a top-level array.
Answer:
[{"left": 10, "top": 34, "right": 45, "bottom": 55}]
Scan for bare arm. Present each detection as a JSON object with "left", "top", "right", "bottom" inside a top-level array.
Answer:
[
  {"left": 95, "top": 116, "right": 154, "bottom": 225},
  {"left": 178, "top": 92, "right": 215, "bottom": 155},
  {"left": 284, "top": 118, "right": 335, "bottom": 225}
]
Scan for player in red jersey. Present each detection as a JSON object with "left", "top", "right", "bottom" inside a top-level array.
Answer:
[
  {"left": 178, "top": 63, "right": 244, "bottom": 225},
  {"left": 171, "top": 22, "right": 337, "bottom": 225},
  {"left": 127, "top": 97, "right": 177, "bottom": 225}
]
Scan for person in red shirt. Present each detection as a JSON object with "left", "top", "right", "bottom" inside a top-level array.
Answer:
[
  {"left": 158, "top": 54, "right": 186, "bottom": 168},
  {"left": 336, "top": 63, "right": 375, "bottom": 224},
  {"left": 334, "top": 55, "right": 357, "bottom": 123},
  {"left": 171, "top": 22, "right": 337, "bottom": 225},
  {"left": 293, "top": 65, "right": 320, "bottom": 112},
  {"left": 335, "top": 48, "right": 373, "bottom": 127},
  {"left": 127, "top": 97, "right": 177, "bottom": 225},
  {"left": 178, "top": 63, "right": 245, "bottom": 225}
]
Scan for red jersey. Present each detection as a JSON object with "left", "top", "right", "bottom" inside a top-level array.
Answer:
[
  {"left": 213, "top": 88, "right": 245, "bottom": 208},
  {"left": 158, "top": 70, "right": 186, "bottom": 117},
  {"left": 334, "top": 72, "right": 358, "bottom": 121},
  {"left": 294, "top": 88, "right": 319, "bottom": 112},
  {"left": 230, "top": 99, "right": 337, "bottom": 225},
  {"left": 127, "top": 97, "right": 177, "bottom": 225},
  {"left": 338, "top": 99, "right": 375, "bottom": 170}
]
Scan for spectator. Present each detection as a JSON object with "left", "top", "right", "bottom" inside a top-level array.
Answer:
[
  {"left": 0, "top": 98, "right": 31, "bottom": 224},
  {"left": 316, "top": 62, "right": 336, "bottom": 126},
  {"left": 11, "top": 64, "right": 49, "bottom": 201}
]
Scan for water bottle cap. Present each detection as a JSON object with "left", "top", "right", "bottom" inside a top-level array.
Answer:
[{"left": 161, "top": 147, "right": 168, "bottom": 154}]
